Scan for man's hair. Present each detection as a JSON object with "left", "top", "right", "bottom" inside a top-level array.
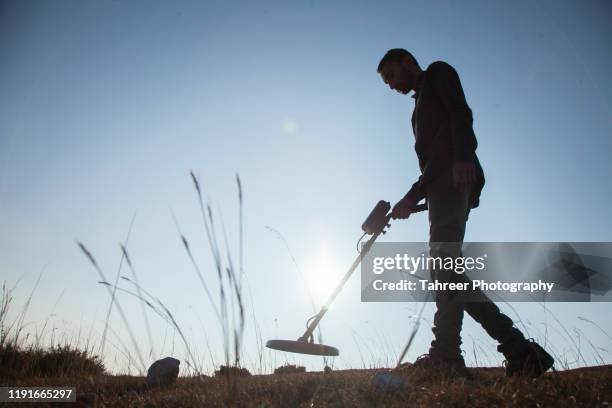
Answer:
[{"left": 377, "top": 48, "right": 420, "bottom": 72}]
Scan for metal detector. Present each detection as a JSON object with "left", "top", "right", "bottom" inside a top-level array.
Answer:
[{"left": 266, "top": 200, "right": 428, "bottom": 356}]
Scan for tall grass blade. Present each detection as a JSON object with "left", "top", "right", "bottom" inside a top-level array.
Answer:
[
  {"left": 77, "top": 241, "right": 147, "bottom": 374},
  {"left": 101, "top": 213, "right": 136, "bottom": 362}
]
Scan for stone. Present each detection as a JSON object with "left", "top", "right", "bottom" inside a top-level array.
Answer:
[
  {"left": 146, "top": 357, "right": 180, "bottom": 387},
  {"left": 370, "top": 371, "right": 409, "bottom": 392}
]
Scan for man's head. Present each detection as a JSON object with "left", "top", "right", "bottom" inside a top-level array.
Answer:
[{"left": 377, "top": 49, "right": 422, "bottom": 95}]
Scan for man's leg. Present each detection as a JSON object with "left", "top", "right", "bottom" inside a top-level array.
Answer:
[
  {"left": 426, "top": 172, "right": 469, "bottom": 360},
  {"left": 427, "top": 173, "right": 524, "bottom": 355},
  {"left": 463, "top": 282, "right": 554, "bottom": 377},
  {"left": 425, "top": 173, "right": 553, "bottom": 377},
  {"left": 463, "top": 296, "right": 524, "bottom": 345}
]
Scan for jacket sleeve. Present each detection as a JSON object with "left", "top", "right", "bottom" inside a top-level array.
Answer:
[
  {"left": 429, "top": 61, "right": 478, "bottom": 163},
  {"left": 404, "top": 178, "right": 426, "bottom": 204}
]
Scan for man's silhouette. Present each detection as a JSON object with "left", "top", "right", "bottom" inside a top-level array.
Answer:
[{"left": 377, "top": 48, "right": 554, "bottom": 377}]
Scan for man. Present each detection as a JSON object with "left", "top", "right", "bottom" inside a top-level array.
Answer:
[{"left": 377, "top": 48, "right": 554, "bottom": 378}]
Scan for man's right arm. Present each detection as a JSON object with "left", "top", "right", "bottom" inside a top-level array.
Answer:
[{"left": 391, "top": 179, "right": 426, "bottom": 219}]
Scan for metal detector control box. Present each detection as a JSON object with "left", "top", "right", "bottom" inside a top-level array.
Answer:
[{"left": 361, "top": 200, "right": 391, "bottom": 235}]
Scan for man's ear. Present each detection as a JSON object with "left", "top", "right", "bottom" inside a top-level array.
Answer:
[{"left": 400, "top": 56, "right": 414, "bottom": 71}]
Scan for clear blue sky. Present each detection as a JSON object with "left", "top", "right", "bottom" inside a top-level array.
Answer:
[{"left": 1, "top": 0, "right": 611, "bottom": 374}]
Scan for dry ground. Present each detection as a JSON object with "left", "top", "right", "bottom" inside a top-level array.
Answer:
[{"left": 2, "top": 365, "right": 610, "bottom": 407}]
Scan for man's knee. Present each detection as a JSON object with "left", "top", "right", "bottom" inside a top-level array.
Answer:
[{"left": 430, "top": 240, "right": 463, "bottom": 259}]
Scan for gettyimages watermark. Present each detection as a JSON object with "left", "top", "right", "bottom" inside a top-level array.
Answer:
[{"left": 361, "top": 242, "right": 612, "bottom": 302}]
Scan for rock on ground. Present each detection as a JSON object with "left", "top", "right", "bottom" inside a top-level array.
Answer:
[{"left": 146, "top": 357, "right": 180, "bottom": 387}]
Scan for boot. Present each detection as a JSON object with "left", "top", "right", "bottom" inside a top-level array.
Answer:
[
  {"left": 410, "top": 353, "right": 473, "bottom": 379},
  {"left": 498, "top": 338, "right": 554, "bottom": 377}
]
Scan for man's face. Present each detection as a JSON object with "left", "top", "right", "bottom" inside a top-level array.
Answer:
[{"left": 379, "top": 59, "right": 414, "bottom": 95}]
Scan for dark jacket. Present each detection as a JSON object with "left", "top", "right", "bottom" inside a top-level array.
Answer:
[{"left": 405, "top": 61, "right": 485, "bottom": 208}]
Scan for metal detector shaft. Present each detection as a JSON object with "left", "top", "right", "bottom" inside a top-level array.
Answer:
[{"left": 297, "top": 203, "right": 428, "bottom": 343}]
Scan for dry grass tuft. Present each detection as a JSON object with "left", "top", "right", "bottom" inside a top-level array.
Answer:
[
  {"left": 274, "top": 364, "right": 307, "bottom": 375},
  {"left": 0, "top": 342, "right": 105, "bottom": 379},
  {"left": 214, "top": 365, "right": 251, "bottom": 378}
]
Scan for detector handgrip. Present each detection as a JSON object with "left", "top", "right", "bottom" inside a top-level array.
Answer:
[{"left": 361, "top": 200, "right": 428, "bottom": 235}]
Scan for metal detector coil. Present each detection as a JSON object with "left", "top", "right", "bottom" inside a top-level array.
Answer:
[{"left": 265, "top": 339, "right": 339, "bottom": 356}]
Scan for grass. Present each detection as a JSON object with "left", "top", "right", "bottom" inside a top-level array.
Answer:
[
  {"left": 0, "top": 342, "right": 105, "bottom": 379},
  {"left": 0, "top": 279, "right": 105, "bottom": 380},
  {"left": 2, "top": 364, "right": 610, "bottom": 407},
  {"left": 274, "top": 364, "right": 307, "bottom": 374},
  {"left": 76, "top": 171, "right": 249, "bottom": 403}
]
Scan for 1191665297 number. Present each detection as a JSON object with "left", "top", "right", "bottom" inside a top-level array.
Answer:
[{"left": 0, "top": 387, "right": 76, "bottom": 402}]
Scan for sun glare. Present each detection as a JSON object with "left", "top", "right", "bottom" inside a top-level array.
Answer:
[{"left": 306, "top": 248, "right": 342, "bottom": 303}]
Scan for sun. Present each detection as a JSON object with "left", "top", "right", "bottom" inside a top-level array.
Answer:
[{"left": 305, "top": 248, "right": 342, "bottom": 303}]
